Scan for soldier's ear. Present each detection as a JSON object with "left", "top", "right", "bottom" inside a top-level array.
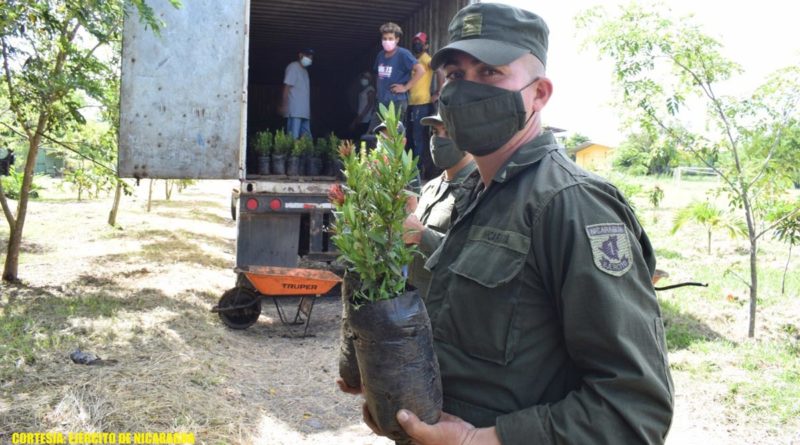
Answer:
[{"left": 531, "top": 77, "right": 553, "bottom": 112}]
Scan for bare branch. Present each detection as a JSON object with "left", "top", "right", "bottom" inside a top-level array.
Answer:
[
  {"left": 669, "top": 56, "right": 747, "bottom": 190},
  {"left": 747, "top": 110, "right": 793, "bottom": 190},
  {"left": 725, "top": 268, "right": 751, "bottom": 288}
]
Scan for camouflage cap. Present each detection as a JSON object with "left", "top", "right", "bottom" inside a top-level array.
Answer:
[
  {"left": 371, "top": 121, "right": 406, "bottom": 135},
  {"left": 420, "top": 113, "right": 443, "bottom": 127},
  {"left": 431, "top": 3, "right": 548, "bottom": 69}
]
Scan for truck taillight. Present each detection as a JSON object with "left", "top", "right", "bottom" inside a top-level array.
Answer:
[
  {"left": 270, "top": 199, "right": 282, "bottom": 210},
  {"left": 246, "top": 198, "right": 258, "bottom": 210}
]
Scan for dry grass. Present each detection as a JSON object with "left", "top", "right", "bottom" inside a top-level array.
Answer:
[{"left": 0, "top": 180, "right": 380, "bottom": 444}]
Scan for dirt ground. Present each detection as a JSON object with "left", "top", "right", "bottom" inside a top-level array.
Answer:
[{"left": 1, "top": 179, "right": 797, "bottom": 444}]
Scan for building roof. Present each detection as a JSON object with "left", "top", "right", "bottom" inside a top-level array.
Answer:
[{"left": 566, "top": 142, "right": 612, "bottom": 156}]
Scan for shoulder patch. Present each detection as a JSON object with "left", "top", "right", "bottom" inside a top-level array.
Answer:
[{"left": 585, "top": 223, "right": 632, "bottom": 277}]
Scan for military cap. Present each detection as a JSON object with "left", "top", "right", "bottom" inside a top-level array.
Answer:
[{"left": 431, "top": 3, "right": 549, "bottom": 69}]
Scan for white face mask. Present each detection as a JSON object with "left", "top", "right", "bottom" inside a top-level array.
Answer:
[
  {"left": 360, "top": 78, "right": 369, "bottom": 87},
  {"left": 301, "top": 56, "right": 312, "bottom": 67}
]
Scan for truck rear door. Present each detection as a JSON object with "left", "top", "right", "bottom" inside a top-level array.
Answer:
[{"left": 118, "top": 0, "right": 248, "bottom": 179}]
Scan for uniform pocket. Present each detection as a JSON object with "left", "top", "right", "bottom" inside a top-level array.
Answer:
[{"left": 435, "top": 235, "right": 529, "bottom": 365}]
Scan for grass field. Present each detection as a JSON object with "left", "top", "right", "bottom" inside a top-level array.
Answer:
[{"left": 0, "top": 175, "right": 798, "bottom": 444}]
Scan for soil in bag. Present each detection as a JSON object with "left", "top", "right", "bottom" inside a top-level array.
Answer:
[
  {"left": 338, "top": 273, "right": 361, "bottom": 389},
  {"left": 348, "top": 289, "right": 442, "bottom": 443}
]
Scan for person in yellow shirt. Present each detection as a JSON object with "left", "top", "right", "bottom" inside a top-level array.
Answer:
[{"left": 408, "top": 32, "right": 443, "bottom": 180}]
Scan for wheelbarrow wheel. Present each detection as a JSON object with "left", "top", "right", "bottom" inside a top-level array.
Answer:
[{"left": 217, "top": 287, "right": 261, "bottom": 329}]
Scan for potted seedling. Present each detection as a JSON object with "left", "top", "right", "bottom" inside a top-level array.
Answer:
[
  {"left": 331, "top": 103, "right": 441, "bottom": 443},
  {"left": 287, "top": 136, "right": 305, "bottom": 176},
  {"left": 254, "top": 130, "right": 272, "bottom": 175},
  {"left": 271, "top": 129, "right": 290, "bottom": 176},
  {"left": 328, "top": 132, "right": 344, "bottom": 179},
  {"left": 307, "top": 137, "right": 325, "bottom": 177}
]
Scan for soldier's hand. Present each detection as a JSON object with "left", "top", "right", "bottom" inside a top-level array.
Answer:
[
  {"left": 406, "top": 195, "right": 418, "bottom": 213},
  {"left": 403, "top": 214, "right": 424, "bottom": 245},
  {"left": 335, "top": 377, "right": 362, "bottom": 395},
  {"left": 396, "top": 409, "right": 501, "bottom": 445}
]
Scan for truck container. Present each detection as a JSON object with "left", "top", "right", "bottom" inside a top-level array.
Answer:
[{"left": 118, "top": 0, "right": 472, "bottom": 284}]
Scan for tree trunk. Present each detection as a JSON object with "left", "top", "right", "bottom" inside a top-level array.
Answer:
[
  {"left": 3, "top": 117, "right": 45, "bottom": 282},
  {"left": 147, "top": 179, "right": 154, "bottom": 212},
  {"left": 743, "top": 198, "right": 758, "bottom": 338},
  {"left": 108, "top": 179, "right": 122, "bottom": 226},
  {"left": 748, "top": 235, "right": 758, "bottom": 338},
  {"left": 707, "top": 229, "right": 712, "bottom": 255},
  {"left": 782, "top": 244, "right": 792, "bottom": 296},
  {"left": 165, "top": 180, "right": 173, "bottom": 200}
]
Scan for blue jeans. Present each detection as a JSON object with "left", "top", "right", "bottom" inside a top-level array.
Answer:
[
  {"left": 286, "top": 117, "right": 311, "bottom": 139},
  {"left": 407, "top": 103, "right": 435, "bottom": 178}
]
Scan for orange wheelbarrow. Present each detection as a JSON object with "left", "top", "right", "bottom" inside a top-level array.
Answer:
[{"left": 212, "top": 266, "right": 341, "bottom": 336}]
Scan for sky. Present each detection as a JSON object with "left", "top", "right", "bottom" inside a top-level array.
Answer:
[{"left": 487, "top": 0, "right": 800, "bottom": 145}]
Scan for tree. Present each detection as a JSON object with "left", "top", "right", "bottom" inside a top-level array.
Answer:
[
  {"left": 768, "top": 200, "right": 800, "bottom": 296},
  {"left": 578, "top": 2, "right": 800, "bottom": 337},
  {"left": 614, "top": 129, "right": 678, "bottom": 175},
  {"left": 0, "top": 0, "right": 178, "bottom": 281},
  {"left": 671, "top": 200, "right": 746, "bottom": 255},
  {"left": 563, "top": 132, "right": 590, "bottom": 149}
]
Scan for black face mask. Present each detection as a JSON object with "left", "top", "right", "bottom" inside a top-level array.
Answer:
[
  {"left": 438, "top": 78, "right": 538, "bottom": 156},
  {"left": 412, "top": 42, "right": 424, "bottom": 54},
  {"left": 430, "top": 135, "right": 464, "bottom": 170}
]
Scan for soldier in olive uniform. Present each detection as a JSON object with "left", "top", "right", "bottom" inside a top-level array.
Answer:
[
  {"left": 389, "top": 3, "right": 675, "bottom": 445},
  {"left": 404, "top": 113, "right": 477, "bottom": 298}
]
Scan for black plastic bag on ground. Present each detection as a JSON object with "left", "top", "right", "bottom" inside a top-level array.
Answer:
[{"left": 347, "top": 289, "right": 442, "bottom": 443}]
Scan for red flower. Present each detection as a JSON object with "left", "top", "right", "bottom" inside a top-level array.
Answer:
[
  {"left": 328, "top": 183, "right": 345, "bottom": 206},
  {"left": 338, "top": 141, "right": 354, "bottom": 158}
]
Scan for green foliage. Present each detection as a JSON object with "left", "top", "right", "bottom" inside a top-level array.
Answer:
[
  {"left": 315, "top": 137, "right": 328, "bottom": 158},
  {"left": 578, "top": 1, "right": 800, "bottom": 337},
  {"left": 671, "top": 200, "right": 746, "bottom": 254},
  {"left": 726, "top": 341, "right": 800, "bottom": 424},
  {"left": 769, "top": 200, "right": 800, "bottom": 247},
  {"left": 613, "top": 130, "right": 679, "bottom": 175},
  {"left": 327, "top": 132, "right": 341, "bottom": 158},
  {"left": 607, "top": 174, "right": 642, "bottom": 212},
  {"left": 766, "top": 199, "right": 800, "bottom": 295},
  {"left": 648, "top": 185, "right": 664, "bottom": 208},
  {"left": 1, "top": 166, "right": 42, "bottom": 200},
  {"left": 563, "top": 132, "right": 590, "bottom": 149},
  {"left": 331, "top": 103, "right": 419, "bottom": 305},
  {"left": 291, "top": 135, "right": 312, "bottom": 157},
  {"left": 272, "top": 129, "right": 291, "bottom": 155},
  {"left": 176, "top": 178, "right": 196, "bottom": 192},
  {"left": 254, "top": 131, "right": 272, "bottom": 156}
]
